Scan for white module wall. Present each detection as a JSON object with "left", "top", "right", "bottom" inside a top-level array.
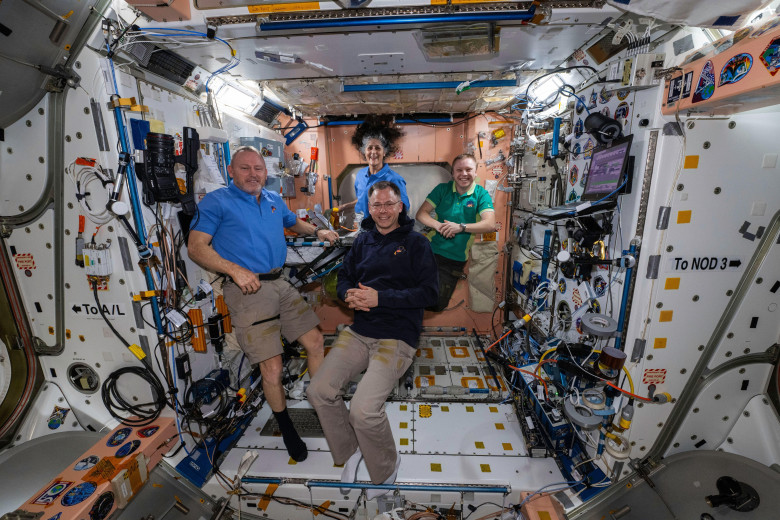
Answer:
[{"left": 624, "top": 108, "right": 780, "bottom": 462}]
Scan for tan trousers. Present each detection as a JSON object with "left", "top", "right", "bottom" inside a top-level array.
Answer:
[{"left": 307, "top": 327, "right": 415, "bottom": 484}]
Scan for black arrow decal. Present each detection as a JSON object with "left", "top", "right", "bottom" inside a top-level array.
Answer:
[
  {"left": 72, "top": 305, "right": 82, "bottom": 313},
  {"left": 729, "top": 260, "right": 741, "bottom": 268}
]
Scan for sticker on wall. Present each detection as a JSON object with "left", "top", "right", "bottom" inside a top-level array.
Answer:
[
  {"left": 583, "top": 138, "right": 594, "bottom": 159},
  {"left": 591, "top": 300, "right": 601, "bottom": 314},
  {"left": 47, "top": 514, "right": 62, "bottom": 520},
  {"left": 569, "top": 165, "right": 579, "bottom": 186},
  {"left": 48, "top": 406, "right": 70, "bottom": 429},
  {"left": 106, "top": 427, "right": 132, "bottom": 447},
  {"left": 14, "top": 253, "right": 36, "bottom": 270},
  {"left": 33, "top": 481, "right": 73, "bottom": 505},
  {"left": 588, "top": 90, "right": 598, "bottom": 109},
  {"left": 615, "top": 102, "right": 630, "bottom": 122},
  {"left": 681, "top": 71, "right": 694, "bottom": 98},
  {"left": 61, "top": 482, "right": 97, "bottom": 506},
  {"left": 600, "top": 107, "right": 611, "bottom": 118},
  {"left": 571, "top": 288, "right": 583, "bottom": 308},
  {"left": 732, "top": 26, "right": 752, "bottom": 45},
  {"left": 713, "top": 37, "right": 735, "bottom": 56},
  {"left": 74, "top": 455, "right": 100, "bottom": 471},
  {"left": 598, "top": 87, "right": 613, "bottom": 104},
  {"left": 572, "top": 143, "right": 582, "bottom": 158},
  {"left": 579, "top": 169, "right": 588, "bottom": 187},
  {"left": 719, "top": 53, "right": 752, "bottom": 85},
  {"left": 567, "top": 190, "right": 579, "bottom": 202},
  {"left": 115, "top": 440, "right": 141, "bottom": 458},
  {"left": 89, "top": 492, "right": 115, "bottom": 520},
  {"left": 137, "top": 425, "right": 159, "bottom": 438},
  {"left": 692, "top": 61, "right": 715, "bottom": 103},
  {"left": 642, "top": 368, "right": 667, "bottom": 385},
  {"left": 575, "top": 318, "right": 583, "bottom": 335},
  {"left": 616, "top": 89, "right": 630, "bottom": 101},
  {"left": 576, "top": 98, "right": 585, "bottom": 115},
  {"left": 574, "top": 119, "right": 584, "bottom": 138},
  {"left": 558, "top": 278, "right": 567, "bottom": 294},
  {"left": 593, "top": 276, "right": 608, "bottom": 297},
  {"left": 760, "top": 37, "right": 780, "bottom": 76},
  {"left": 394, "top": 149, "right": 403, "bottom": 160},
  {"left": 751, "top": 17, "right": 780, "bottom": 38},
  {"left": 667, "top": 75, "right": 683, "bottom": 103}
]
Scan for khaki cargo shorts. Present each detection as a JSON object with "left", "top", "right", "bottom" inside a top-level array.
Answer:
[{"left": 223, "top": 277, "right": 320, "bottom": 364}]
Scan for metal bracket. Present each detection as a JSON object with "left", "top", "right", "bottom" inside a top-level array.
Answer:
[{"left": 33, "top": 335, "right": 64, "bottom": 356}]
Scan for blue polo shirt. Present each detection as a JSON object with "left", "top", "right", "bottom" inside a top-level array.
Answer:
[
  {"left": 192, "top": 184, "right": 297, "bottom": 273},
  {"left": 354, "top": 164, "right": 410, "bottom": 215}
]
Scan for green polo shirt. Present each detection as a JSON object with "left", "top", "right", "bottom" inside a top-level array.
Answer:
[{"left": 425, "top": 181, "right": 494, "bottom": 261}]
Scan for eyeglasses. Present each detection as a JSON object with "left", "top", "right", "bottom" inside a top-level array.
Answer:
[{"left": 368, "top": 201, "right": 401, "bottom": 210}]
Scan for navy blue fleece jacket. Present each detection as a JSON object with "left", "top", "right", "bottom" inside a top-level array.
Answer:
[{"left": 337, "top": 212, "right": 438, "bottom": 348}]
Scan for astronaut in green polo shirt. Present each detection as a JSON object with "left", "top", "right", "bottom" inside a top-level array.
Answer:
[{"left": 416, "top": 153, "right": 496, "bottom": 311}]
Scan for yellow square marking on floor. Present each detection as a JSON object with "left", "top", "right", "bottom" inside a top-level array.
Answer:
[
  {"left": 677, "top": 210, "right": 692, "bottom": 224},
  {"left": 441, "top": 406, "right": 449, "bottom": 412},
  {"left": 665, "top": 277, "right": 680, "bottom": 290},
  {"left": 475, "top": 441, "right": 485, "bottom": 449},
  {"left": 654, "top": 338, "right": 668, "bottom": 349},
  {"left": 400, "top": 422, "right": 408, "bottom": 429},
  {"left": 659, "top": 310, "right": 673, "bottom": 322},
  {"left": 466, "top": 406, "right": 475, "bottom": 412},
  {"left": 431, "top": 463, "right": 442, "bottom": 472},
  {"left": 400, "top": 438, "right": 409, "bottom": 445},
  {"left": 489, "top": 406, "right": 498, "bottom": 413},
  {"left": 480, "top": 464, "right": 491, "bottom": 473},
  {"left": 400, "top": 405, "right": 407, "bottom": 411},
  {"left": 503, "top": 443, "right": 513, "bottom": 450},
  {"left": 495, "top": 423, "right": 505, "bottom": 430},
  {"left": 684, "top": 155, "right": 699, "bottom": 169}
]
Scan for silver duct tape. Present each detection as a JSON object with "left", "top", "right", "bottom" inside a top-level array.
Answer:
[
  {"left": 563, "top": 398, "right": 602, "bottom": 430},
  {"left": 581, "top": 313, "right": 619, "bottom": 337}
]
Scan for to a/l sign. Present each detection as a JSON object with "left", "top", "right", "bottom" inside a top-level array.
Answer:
[{"left": 667, "top": 256, "right": 743, "bottom": 272}]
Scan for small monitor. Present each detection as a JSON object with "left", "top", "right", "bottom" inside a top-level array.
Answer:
[{"left": 582, "top": 134, "right": 633, "bottom": 201}]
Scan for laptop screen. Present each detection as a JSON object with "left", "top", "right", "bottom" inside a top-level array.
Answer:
[{"left": 582, "top": 134, "right": 633, "bottom": 201}]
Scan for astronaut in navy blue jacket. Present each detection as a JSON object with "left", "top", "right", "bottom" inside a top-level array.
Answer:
[{"left": 308, "top": 180, "right": 438, "bottom": 498}]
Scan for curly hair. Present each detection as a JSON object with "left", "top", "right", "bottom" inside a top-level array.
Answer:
[{"left": 351, "top": 115, "right": 404, "bottom": 159}]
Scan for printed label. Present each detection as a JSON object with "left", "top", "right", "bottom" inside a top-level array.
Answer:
[{"left": 642, "top": 368, "right": 667, "bottom": 385}]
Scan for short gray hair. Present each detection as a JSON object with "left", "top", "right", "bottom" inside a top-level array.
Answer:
[
  {"left": 360, "top": 134, "right": 390, "bottom": 158},
  {"left": 232, "top": 145, "right": 263, "bottom": 160}
]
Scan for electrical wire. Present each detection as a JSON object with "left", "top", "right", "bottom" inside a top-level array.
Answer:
[{"left": 66, "top": 159, "right": 116, "bottom": 224}]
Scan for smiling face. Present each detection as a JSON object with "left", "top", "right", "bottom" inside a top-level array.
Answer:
[
  {"left": 452, "top": 156, "right": 478, "bottom": 194},
  {"left": 228, "top": 149, "right": 267, "bottom": 197},
  {"left": 362, "top": 137, "right": 387, "bottom": 173},
  {"left": 368, "top": 186, "right": 402, "bottom": 235}
]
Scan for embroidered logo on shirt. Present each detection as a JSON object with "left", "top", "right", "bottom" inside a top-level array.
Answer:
[
  {"left": 466, "top": 200, "right": 475, "bottom": 208},
  {"left": 271, "top": 206, "right": 277, "bottom": 213},
  {"left": 393, "top": 245, "right": 407, "bottom": 256}
]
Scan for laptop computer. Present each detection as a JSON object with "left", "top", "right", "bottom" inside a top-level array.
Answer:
[{"left": 533, "top": 133, "right": 634, "bottom": 221}]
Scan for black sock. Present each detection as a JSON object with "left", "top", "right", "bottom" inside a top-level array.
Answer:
[{"left": 274, "top": 408, "right": 308, "bottom": 462}]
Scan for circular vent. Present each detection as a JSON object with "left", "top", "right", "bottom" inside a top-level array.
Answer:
[
  {"left": 67, "top": 363, "right": 100, "bottom": 394},
  {"left": 556, "top": 301, "right": 572, "bottom": 331}
]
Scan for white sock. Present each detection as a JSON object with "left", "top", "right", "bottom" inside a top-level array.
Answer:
[
  {"left": 340, "top": 448, "right": 362, "bottom": 494},
  {"left": 366, "top": 454, "right": 401, "bottom": 500}
]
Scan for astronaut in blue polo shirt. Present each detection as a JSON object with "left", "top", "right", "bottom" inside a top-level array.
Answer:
[{"left": 188, "top": 146, "right": 338, "bottom": 462}]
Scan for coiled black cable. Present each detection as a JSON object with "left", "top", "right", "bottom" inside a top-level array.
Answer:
[
  {"left": 101, "top": 366, "right": 166, "bottom": 426},
  {"left": 93, "top": 281, "right": 168, "bottom": 426}
]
